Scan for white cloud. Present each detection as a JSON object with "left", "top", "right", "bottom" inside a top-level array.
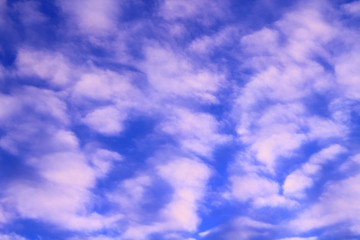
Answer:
[
  {"left": 16, "top": 48, "right": 72, "bottom": 86},
  {"left": 276, "top": 8, "right": 336, "bottom": 62},
  {"left": 29, "top": 152, "right": 95, "bottom": 188},
  {"left": 229, "top": 172, "right": 297, "bottom": 208},
  {"left": 2, "top": 0, "right": 360, "bottom": 239},
  {"left": 89, "top": 148, "right": 122, "bottom": 177},
  {"left": 198, "top": 227, "right": 218, "bottom": 237},
  {"left": 236, "top": 103, "right": 307, "bottom": 172},
  {"left": 5, "top": 150, "right": 122, "bottom": 231},
  {"left": 107, "top": 174, "right": 152, "bottom": 217},
  {"left": 227, "top": 4, "right": 359, "bottom": 221},
  {"left": 233, "top": 216, "right": 274, "bottom": 230},
  {"left": 339, "top": 154, "right": 360, "bottom": 173},
  {"left": 342, "top": 1, "right": 360, "bottom": 17},
  {"left": 160, "top": 107, "right": 229, "bottom": 157},
  {"left": 157, "top": 158, "right": 211, "bottom": 230},
  {"left": 0, "top": 94, "right": 21, "bottom": 122},
  {"left": 250, "top": 129, "right": 305, "bottom": 171},
  {"left": 283, "top": 144, "right": 346, "bottom": 198},
  {"left": 0, "top": 85, "right": 123, "bottom": 232},
  {"left": 0, "top": 205, "right": 8, "bottom": 223},
  {"left": 290, "top": 173, "right": 360, "bottom": 234},
  {"left": 230, "top": 174, "right": 278, "bottom": 202},
  {"left": 335, "top": 44, "right": 360, "bottom": 100},
  {"left": 20, "top": 87, "right": 69, "bottom": 124},
  {"left": 189, "top": 26, "right": 239, "bottom": 54},
  {"left": 73, "top": 68, "right": 142, "bottom": 137},
  {"left": 50, "top": 130, "right": 79, "bottom": 150},
  {"left": 73, "top": 72, "right": 114, "bottom": 101},
  {"left": 282, "top": 170, "right": 313, "bottom": 199},
  {"left": 7, "top": 182, "right": 106, "bottom": 231},
  {"left": 0, "top": 233, "right": 27, "bottom": 240},
  {"left": 232, "top": 4, "right": 353, "bottom": 177},
  {"left": 0, "top": 127, "right": 77, "bottom": 155},
  {"left": 0, "top": 87, "right": 70, "bottom": 154},
  {"left": 82, "top": 106, "right": 126, "bottom": 135},
  {"left": 142, "top": 46, "right": 223, "bottom": 103},
  {"left": 159, "top": 0, "right": 228, "bottom": 24},
  {"left": 59, "top": 0, "right": 120, "bottom": 35},
  {"left": 253, "top": 194, "right": 298, "bottom": 208},
  {"left": 12, "top": 1, "right": 46, "bottom": 25},
  {"left": 0, "top": 86, "right": 122, "bottom": 231},
  {"left": 73, "top": 69, "right": 139, "bottom": 104},
  {"left": 306, "top": 117, "right": 348, "bottom": 140},
  {"left": 205, "top": 217, "right": 274, "bottom": 240},
  {"left": 308, "top": 144, "right": 346, "bottom": 165},
  {"left": 241, "top": 27, "right": 279, "bottom": 56},
  {"left": 122, "top": 157, "right": 211, "bottom": 239}
]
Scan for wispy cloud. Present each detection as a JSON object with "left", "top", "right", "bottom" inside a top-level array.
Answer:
[
  {"left": 0, "top": 233, "right": 27, "bottom": 240},
  {"left": 58, "top": 0, "right": 120, "bottom": 36},
  {"left": 290, "top": 171, "right": 360, "bottom": 234},
  {"left": 283, "top": 144, "right": 346, "bottom": 198}
]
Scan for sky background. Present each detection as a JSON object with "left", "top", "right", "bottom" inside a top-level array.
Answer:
[{"left": 0, "top": 0, "right": 360, "bottom": 239}]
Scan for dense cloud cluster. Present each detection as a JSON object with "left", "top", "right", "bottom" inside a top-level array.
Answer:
[{"left": 0, "top": 0, "right": 359, "bottom": 239}]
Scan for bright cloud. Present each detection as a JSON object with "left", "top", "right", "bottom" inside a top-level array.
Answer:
[
  {"left": 160, "top": 107, "right": 230, "bottom": 156},
  {"left": 58, "top": 0, "right": 120, "bottom": 35},
  {"left": 16, "top": 48, "right": 73, "bottom": 87},
  {"left": 283, "top": 144, "right": 347, "bottom": 198},
  {"left": 290, "top": 172, "right": 360, "bottom": 234}
]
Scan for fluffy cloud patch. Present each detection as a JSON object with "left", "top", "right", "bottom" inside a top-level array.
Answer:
[
  {"left": 230, "top": 174, "right": 278, "bottom": 202},
  {"left": 229, "top": 173, "right": 296, "bottom": 208},
  {"left": 290, "top": 173, "right": 360, "bottom": 234},
  {"left": 121, "top": 157, "right": 211, "bottom": 239},
  {"left": 159, "top": 0, "right": 228, "bottom": 24},
  {"left": 143, "top": 46, "right": 223, "bottom": 103},
  {"left": 160, "top": 107, "right": 230, "bottom": 157},
  {"left": 16, "top": 49, "right": 72, "bottom": 86},
  {"left": 58, "top": 0, "right": 120, "bottom": 35},
  {"left": 82, "top": 106, "right": 126, "bottom": 135},
  {"left": 4, "top": 148, "right": 122, "bottom": 231},
  {"left": 0, "top": 233, "right": 27, "bottom": 240},
  {"left": 283, "top": 144, "right": 347, "bottom": 198},
  {"left": 157, "top": 158, "right": 211, "bottom": 230}
]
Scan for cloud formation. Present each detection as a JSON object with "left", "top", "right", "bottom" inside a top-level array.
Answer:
[{"left": 0, "top": 0, "right": 359, "bottom": 239}]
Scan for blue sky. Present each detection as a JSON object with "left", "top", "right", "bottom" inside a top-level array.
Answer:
[{"left": 0, "top": 0, "right": 360, "bottom": 239}]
